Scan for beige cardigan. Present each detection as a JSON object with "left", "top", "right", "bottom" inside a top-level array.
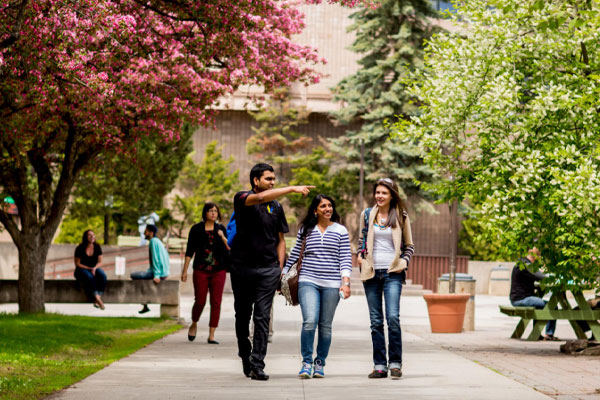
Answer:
[{"left": 358, "top": 205, "right": 414, "bottom": 281}]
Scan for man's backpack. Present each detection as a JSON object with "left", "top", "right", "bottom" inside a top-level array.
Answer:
[{"left": 226, "top": 212, "right": 236, "bottom": 247}]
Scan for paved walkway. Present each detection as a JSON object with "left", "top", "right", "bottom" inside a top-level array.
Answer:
[{"left": 27, "top": 292, "right": 582, "bottom": 400}]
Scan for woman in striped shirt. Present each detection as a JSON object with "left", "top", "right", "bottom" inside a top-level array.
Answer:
[
  {"left": 283, "top": 194, "right": 352, "bottom": 379},
  {"left": 358, "top": 178, "right": 414, "bottom": 380}
]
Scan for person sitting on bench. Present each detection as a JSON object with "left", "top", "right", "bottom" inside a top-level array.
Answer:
[
  {"left": 509, "top": 247, "right": 558, "bottom": 341},
  {"left": 131, "top": 224, "right": 170, "bottom": 314}
]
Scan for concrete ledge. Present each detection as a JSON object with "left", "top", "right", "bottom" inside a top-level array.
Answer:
[{"left": 0, "top": 280, "right": 180, "bottom": 317}]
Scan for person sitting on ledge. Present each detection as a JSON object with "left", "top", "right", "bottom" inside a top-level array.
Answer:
[
  {"left": 509, "top": 247, "right": 559, "bottom": 341},
  {"left": 130, "top": 224, "right": 170, "bottom": 314}
]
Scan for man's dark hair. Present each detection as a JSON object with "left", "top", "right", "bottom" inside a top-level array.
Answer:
[
  {"left": 249, "top": 163, "right": 274, "bottom": 189},
  {"left": 146, "top": 224, "right": 158, "bottom": 236}
]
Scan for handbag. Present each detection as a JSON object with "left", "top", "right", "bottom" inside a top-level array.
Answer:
[{"left": 280, "top": 233, "right": 309, "bottom": 306}]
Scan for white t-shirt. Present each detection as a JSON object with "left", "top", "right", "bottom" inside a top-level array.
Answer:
[{"left": 373, "top": 225, "right": 395, "bottom": 269}]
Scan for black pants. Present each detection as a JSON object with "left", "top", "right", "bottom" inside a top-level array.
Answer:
[{"left": 230, "top": 264, "right": 280, "bottom": 370}]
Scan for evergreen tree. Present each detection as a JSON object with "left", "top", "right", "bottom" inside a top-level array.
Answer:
[
  {"left": 331, "top": 0, "right": 437, "bottom": 202},
  {"left": 247, "top": 87, "right": 312, "bottom": 183},
  {"left": 173, "top": 141, "right": 241, "bottom": 236},
  {"left": 247, "top": 88, "right": 359, "bottom": 223}
]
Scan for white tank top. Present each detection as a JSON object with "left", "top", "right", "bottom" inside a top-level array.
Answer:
[{"left": 372, "top": 225, "right": 395, "bottom": 269}]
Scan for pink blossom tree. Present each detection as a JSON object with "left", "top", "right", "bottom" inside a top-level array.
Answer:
[{"left": 0, "top": 0, "right": 360, "bottom": 312}]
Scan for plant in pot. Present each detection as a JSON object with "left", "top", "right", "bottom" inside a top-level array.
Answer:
[{"left": 394, "top": 0, "right": 600, "bottom": 334}]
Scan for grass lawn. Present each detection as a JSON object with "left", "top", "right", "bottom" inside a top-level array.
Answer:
[{"left": 0, "top": 313, "right": 181, "bottom": 400}]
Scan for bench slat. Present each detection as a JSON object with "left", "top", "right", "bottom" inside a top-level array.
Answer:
[{"left": 499, "top": 305, "right": 600, "bottom": 320}]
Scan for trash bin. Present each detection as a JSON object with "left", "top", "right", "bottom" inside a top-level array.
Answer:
[
  {"left": 488, "top": 266, "right": 511, "bottom": 296},
  {"left": 438, "top": 273, "right": 476, "bottom": 331}
]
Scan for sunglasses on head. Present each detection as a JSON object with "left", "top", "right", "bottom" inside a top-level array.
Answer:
[{"left": 377, "top": 178, "right": 394, "bottom": 185}]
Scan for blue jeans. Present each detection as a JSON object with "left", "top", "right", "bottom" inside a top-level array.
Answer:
[
  {"left": 511, "top": 296, "right": 556, "bottom": 336},
  {"left": 131, "top": 269, "right": 154, "bottom": 280},
  {"left": 363, "top": 270, "right": 404, "bottom": 371},
  {"left": 298, "top": 281, "right": 340, "bottom": 366},
  {"left": 74, "top": 267, "right": 106, "bottom": 302}
]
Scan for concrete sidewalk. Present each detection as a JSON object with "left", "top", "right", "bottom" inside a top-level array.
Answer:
[{"left": 39, "top": 293, "right": 555, "bottom": 400}]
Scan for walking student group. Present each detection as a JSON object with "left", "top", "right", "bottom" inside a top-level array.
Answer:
[{"left": 73, "top": 162, "right": 415, "bottom": 381}]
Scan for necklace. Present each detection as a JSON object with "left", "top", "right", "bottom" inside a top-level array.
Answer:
[{"left": 374, "top": 220, "right": 388, "bottom": 230}]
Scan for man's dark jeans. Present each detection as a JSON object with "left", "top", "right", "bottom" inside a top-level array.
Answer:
[{"left": 230, "top": 264, "right": 280, "bottom": 370}]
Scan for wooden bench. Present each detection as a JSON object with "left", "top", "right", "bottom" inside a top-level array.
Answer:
[
  {"left": 0, "top": 280, "right": 180, "bottom": 318},
  {"left": 499, "top": 290, "right": 600, "bottom": 341}
]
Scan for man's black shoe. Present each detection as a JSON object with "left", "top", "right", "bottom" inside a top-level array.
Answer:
[
  {"left": 138, "top": 304, "right": 150, "bottom": 314},
  {"left": 242, "top": 358, "right": 252, "bottom": 378},
  {"left": 250, "top": 368, "right": 269, "bottom": 381}
]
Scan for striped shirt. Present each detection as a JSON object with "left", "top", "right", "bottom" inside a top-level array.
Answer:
[{"left": 283, "top": 223, "right": 352, "bottom": 288}]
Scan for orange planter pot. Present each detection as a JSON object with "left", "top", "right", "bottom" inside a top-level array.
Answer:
[{"left": 423, "top": 293, "right": 470, "bottom": 333}]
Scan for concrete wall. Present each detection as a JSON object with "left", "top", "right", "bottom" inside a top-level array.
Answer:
[
  {"left": 468, "top": 260, "right": 516, "bottom": 295},
  {"left": 0, "top": 242, "right": 130, "bottom": 279}
]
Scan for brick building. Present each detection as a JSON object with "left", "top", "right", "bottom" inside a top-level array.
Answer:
[{"left": 191, "top": 2, "right": 457, "bottom": 255}]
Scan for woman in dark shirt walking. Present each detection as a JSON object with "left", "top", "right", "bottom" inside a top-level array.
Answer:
[
  {"left": 74, "top": 230, "right": 107, "bottom": 310},
  {"left": 181, "top": 202, "right": 230, "bottom": 344}
]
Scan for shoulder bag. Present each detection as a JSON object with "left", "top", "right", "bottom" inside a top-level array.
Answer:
[{"left": 280, "top": 232, "right": 309, "bottom": 306}]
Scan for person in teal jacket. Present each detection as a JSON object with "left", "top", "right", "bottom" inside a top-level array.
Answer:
[{"left": 131, "top": 224, "right": 170, "bottom": 313}]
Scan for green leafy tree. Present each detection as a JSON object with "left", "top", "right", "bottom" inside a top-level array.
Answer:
[
  {"left": 55, "top": 126, "right": 194, "bottom": 244},
  {"left": 458, "top": 204, "right": 504, "bottom": 261},
  {"left": 173, "top": 141, "right": 241, "bottom": 236},
  {"left": 289, "top": 147, "right": 359, "bottom": 222},
  {"left": 398, "top": 0, "right": 600, "bottom": 291},
  {"left": 55, "top": 216, "right": 105, "bottom": 245},
  {"left": 247, "top": 87, "right": 312, "bottom": 182},
  {"left": 331, "top": 0, "right": 437, "bottom": 201},
  {"left": 247, "top": 88, "right": 360, "bottom": 223}
]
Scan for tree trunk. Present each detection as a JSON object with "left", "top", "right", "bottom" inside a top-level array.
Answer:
[
  {"left": 17, "top": 233, "right": 50, "bottom": 313},
  {"left": 449, "top": 199, "right": 459, "bottom": 294}
]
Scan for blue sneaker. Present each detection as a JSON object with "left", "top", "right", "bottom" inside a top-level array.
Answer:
[
  {"left": 298, "top": 362, "right": 312, "bottom": 379},
  {"left": 313, "top": 359, "right": 324, "bottom": 378}
]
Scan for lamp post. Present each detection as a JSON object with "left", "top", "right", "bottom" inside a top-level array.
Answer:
[{"left": 104, "top": 196, "right": 113, "bottom": 245}]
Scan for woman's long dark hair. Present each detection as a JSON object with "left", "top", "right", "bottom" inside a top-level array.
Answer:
[
  {"left": 202, "top": 202, "right": 222, "bottom": 222},
  {"left": 373, "top": 178, "right": 408, "bottom": 229},
  {"left": 80, "top": 230, "right": 94, "bottom": 247},
  {"left": 299, "top": 194, "right": 340, "bottom": 239}
]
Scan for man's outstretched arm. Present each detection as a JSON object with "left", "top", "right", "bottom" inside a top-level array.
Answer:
[{"left": 244, "top": 186, "right": 315, "bottom": 206}]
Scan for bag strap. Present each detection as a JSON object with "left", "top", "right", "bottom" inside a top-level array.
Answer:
[{"left": 296, "top": 230, "right": 310, "bottom": 273}]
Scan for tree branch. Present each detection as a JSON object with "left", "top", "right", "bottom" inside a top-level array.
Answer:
[
  {"left": 0, "top": 133, "right": 36, "bottom": 229},
  {"left": 0, "top": 0, "right": 29, "bottom": 51},
  {"left": 26, "top": 148, "right": 53, "bottom": 223},
  {"left": 580, "top": 41, "right": 589, "bottom": 65},
  {"left": 132, "top": 0, "right": 198, "bottom": 22},
  {"left": 0, "top": 205, "right": 21, "bottom": 245}
]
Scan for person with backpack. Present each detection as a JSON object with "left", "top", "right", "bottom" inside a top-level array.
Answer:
[
  {"left": 230, "top": 163, "right": 314, "bottom": 381},
  {"left": 357, "top": 178, "right": 414, "bottom": 380}
]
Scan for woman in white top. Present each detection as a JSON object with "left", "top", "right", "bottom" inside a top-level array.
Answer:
[
  {"left": 357, "top": 178, "right": 414, "bottom": 380},
  {"left": 283, "top": 194, "right": 352, "bottom": 379}
]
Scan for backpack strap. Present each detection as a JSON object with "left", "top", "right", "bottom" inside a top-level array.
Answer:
[{"left": 361, "top": 208, "right": 372, "bottom": 253}]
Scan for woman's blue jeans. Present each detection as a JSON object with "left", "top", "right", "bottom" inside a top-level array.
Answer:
[
  {"left": 298, "top": 281, "right": 340, "bottom": 366},
  {"left": 363, "top": 270, "right": 404, "bottom": 371},
  {"left": 511, "top": 296, "right": 556, "bottom": 336},
  {"left": 74, "top": 267, "right": 107, "bottom": 302}
]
